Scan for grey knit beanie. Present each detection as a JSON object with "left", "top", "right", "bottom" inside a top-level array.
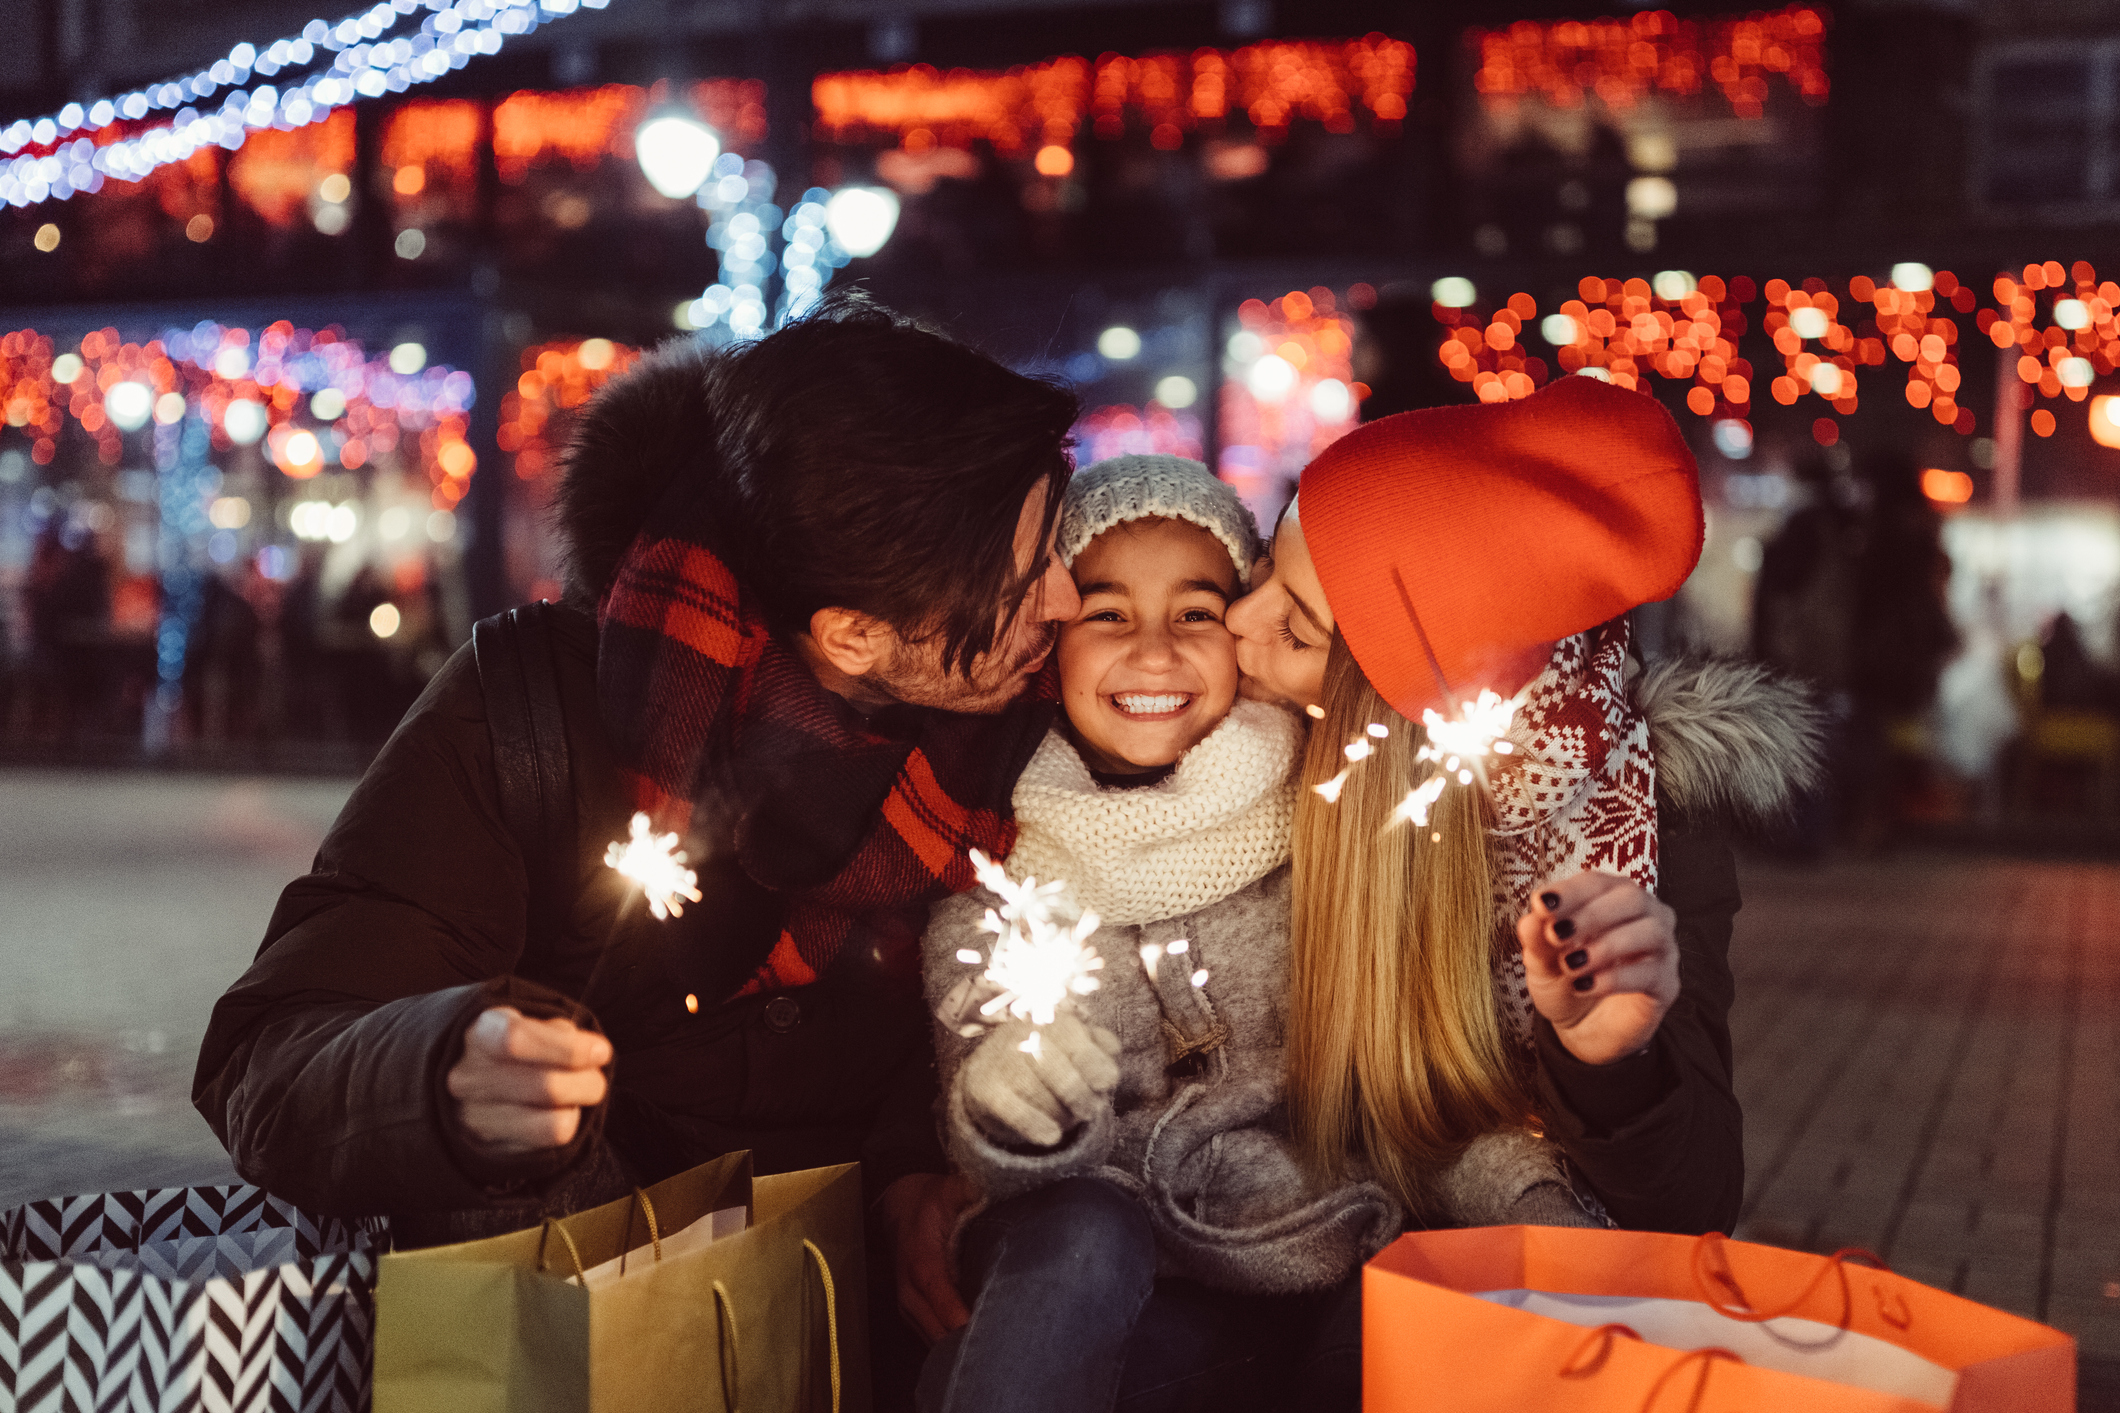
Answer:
[{"left": 1058, "top": 455, "right": 1262, "bottom": 587}]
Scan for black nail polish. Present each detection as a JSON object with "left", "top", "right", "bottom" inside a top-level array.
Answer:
[
  {"left": 1539, "top": 892, "right": 1561, "bottom": 911},
  {"left": 1565, "top": 949, "right": 1588, "bottom": 970},
  {"left": 1553, "top": 918, "right": 1576, "bottom": 940},
  {"left": 1572, "top": 975, "right": 1595, "bottom": 993}
]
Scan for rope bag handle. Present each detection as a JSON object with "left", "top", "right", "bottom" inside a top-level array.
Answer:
[
  {"left": 1560, "top": 1324, "right": 1745, "bottom": 1413},
  {"left": 537, "top": 1189, "right": 666, "bottom": 1285},
  {"left": 703, "top": 1239, "right": 844, "bottom": 1413},
  {"left": 1692, "top": 1231, "right": 1910, "bottom": 1329}
]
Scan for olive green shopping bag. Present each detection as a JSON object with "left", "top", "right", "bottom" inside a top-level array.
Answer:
[{"left": 372, "top": 1152, "right": 868, "bottom": 1413}]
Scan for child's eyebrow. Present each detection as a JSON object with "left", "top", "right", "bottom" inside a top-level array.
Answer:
[
  {"left": 1174, "top": 577, "right": 1233, "bottom": 602},
  {"left": 1076, "top": 579, "right": 1126, "bottom": 597}
]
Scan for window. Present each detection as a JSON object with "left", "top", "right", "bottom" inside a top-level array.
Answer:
[{"left": 1976, "top": 41, "right": 2119, "bottom": 214}]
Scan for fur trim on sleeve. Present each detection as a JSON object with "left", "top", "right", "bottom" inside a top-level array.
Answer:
[{"left": 1634, "top": 656, "right": 1828, "bottom": 826}]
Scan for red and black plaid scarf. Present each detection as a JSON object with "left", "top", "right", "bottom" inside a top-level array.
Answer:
[{"left": 598, "top": 533, "right": 1056, "bottom": 996}]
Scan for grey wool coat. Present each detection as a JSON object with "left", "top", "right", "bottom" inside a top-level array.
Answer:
[{"left": 924, "top": 865, "right": 1410, "bottom": 1295}]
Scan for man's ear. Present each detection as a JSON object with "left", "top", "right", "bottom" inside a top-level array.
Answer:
[{"left": 808, "top": 606, "right": 890, "bottom": 678}]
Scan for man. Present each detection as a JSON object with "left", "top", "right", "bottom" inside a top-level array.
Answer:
[{"left": 193, "top": 298, "right": 1078, "bottom": 1399}]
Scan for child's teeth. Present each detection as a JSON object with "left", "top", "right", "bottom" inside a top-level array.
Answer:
[{"left": 1116, "top": 693, "right": 1189, "bottom": 714}]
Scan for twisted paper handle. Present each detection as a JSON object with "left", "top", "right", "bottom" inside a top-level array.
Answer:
[
  {"left": 536, "top": 1216, "right": 587, "bottom": 1283},
  {"left": 1692, "top": 1231, "right": 1909, "bottom": 1328},
  {"left": 618, "top": 1188, "right": 663, "bottom": 1277},
  {"left": 804, "top": 1239, "right": 842, "bottom": 1413}
]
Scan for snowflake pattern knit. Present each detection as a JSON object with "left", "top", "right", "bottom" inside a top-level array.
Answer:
[{"left": 1484, "top": 620, "right": 1660, "bottom": 1046}]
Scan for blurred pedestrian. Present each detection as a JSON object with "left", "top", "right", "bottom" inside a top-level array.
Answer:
[
  {"left": 1751, "top": 455, "right": 1861, "bottom": 856},
  {"left": 24, "top": 521, "right": 113, "bottom": 742},
  {"left": 1846, "top": 450, "right": 1959, "bottom": 849}
]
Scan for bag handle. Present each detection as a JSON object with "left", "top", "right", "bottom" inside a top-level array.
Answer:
[
  {"left": 702, "top": 1241, "right": 845, "bottom": 1413},
  {"left": 713, "top": 1280, "right": 742, "bottom": 1413},
  {"left": 804, "top": 1239, "right": 843, "bottom": 1413},
  {"left": 618, "top": 1188, "right": 663, "bottom": 1277},
  {"left": 1691, "top": 1231, "right": 1907, "bottom": 1328},
  {"left": 1559, "top": 1325, "right": 1744, "bottom": 1412},
  {"left": 537, "top": 1217, "right": 587, "bottom": 1283}
]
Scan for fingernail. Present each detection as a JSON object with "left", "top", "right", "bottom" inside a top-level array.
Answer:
[
  {"left": 1539, "top": 892, "right": 1561, "bottom": 911},
  {"left": 1553, "top": 918, "right": 1576, "bottom": 940},
  {"left": 1564, "top": 949, "right": 1588, "bottom": 970},
  {"left": 1572, "top": 975, "right": 1595, "bottom": 993}
]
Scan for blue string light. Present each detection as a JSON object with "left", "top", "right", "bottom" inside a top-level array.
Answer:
[{"left": 1, "top": 0, "right": 611, "bottom": 210}]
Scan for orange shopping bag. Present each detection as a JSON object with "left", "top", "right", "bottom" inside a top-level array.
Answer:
[{"left": 1364, "top": 1226, "right": 2075, "bottom": 1412}]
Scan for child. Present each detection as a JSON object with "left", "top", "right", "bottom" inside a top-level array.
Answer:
[{"left": 916, "top": 456, "right": 1584, "bottom": 1413}]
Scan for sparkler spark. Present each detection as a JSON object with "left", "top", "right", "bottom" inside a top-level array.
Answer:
[
  {"left": 604, "top": 811, "right": 703, "bottom": 920},
  {"left": 967, "top": 849, "right": 1104, "bottom": 1041},
  {"left": 1419, "top": 687, "right": 1522, "bottom": 770}
]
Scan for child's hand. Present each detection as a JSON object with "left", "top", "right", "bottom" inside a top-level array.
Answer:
[{"left": 961, "top": 1014, "right": 1121, "bottom": 1148}]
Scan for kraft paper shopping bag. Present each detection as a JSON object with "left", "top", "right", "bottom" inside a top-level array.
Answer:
[{"left": 374, "top": 1152, "right": 868, "bottom": 1413}]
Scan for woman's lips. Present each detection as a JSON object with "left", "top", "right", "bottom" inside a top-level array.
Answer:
[{"left": 1109, "top": 692, "right": 1195, "bottom": 720}]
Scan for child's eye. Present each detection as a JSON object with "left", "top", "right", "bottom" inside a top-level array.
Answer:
[
  {"left": 1082, "top": 608, "right": 1124, "bottom": 623},
  {"left": 1179, "top": 608, "right": 1222, "bottom": 624}
]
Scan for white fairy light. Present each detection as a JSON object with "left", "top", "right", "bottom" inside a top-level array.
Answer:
[
  {"left": 0, "top": 0, "right": 610, "bottom": 210},
  {"left": 604, "top": 811, "right": 702, "bottom": 921},
  {"left": 968, "top": 849, "right": 1104, "bottom": 1055}
]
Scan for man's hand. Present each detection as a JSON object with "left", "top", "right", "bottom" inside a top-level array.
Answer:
[
  {"left": 960, "top": 1015, "right": 1120, "bottom": 1149},
  {"left": 445, "top": 1006, "right": 612, "bottom": 1154},
  {"left": 878, "top": 1171, "right": 977, "bottom": 1342},
  {"left": 1519, "top": 871, "right": 1681, "bottom": 1067}
]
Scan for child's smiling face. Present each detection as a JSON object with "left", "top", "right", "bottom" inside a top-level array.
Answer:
[{"left": 1057, "top": 516, "right": 1242, "bottom": 774}]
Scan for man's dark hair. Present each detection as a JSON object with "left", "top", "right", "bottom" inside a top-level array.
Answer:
[{"left": 559, "top": 294, "right": 1079, "bottom": 674}]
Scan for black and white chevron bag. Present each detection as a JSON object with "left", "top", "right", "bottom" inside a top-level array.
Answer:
[{"left": 0, "top": 1184, "right": 388, "bottom": 1413}]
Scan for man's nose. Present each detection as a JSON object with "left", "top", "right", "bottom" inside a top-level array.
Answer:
[{"left": 1037, "top": 555, "right": 1080, "bottom": 622}]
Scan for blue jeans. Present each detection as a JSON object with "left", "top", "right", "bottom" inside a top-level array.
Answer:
[{"left": 915, "top": 1176, "right": 1361, "bottom": 1413}]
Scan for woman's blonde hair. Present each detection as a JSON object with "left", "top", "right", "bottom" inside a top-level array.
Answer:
[{"left": 1286, "top": 634, "right": 1536, "bottom": 1216}]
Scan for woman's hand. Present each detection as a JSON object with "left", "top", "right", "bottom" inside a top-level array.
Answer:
[
  {"left": 1517, "top": 871, "right": 1680, "bottom": 1066},
  {"left": 961, "top": 1014, "right": 1120, "bottom": 1148}
]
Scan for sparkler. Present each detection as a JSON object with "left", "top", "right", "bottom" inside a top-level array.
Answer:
[
  {"left": 966, "top": 848, "right": 1105, "bottom": 1057},
  {"left": 603, "top": 811, "right": 703, "bottom": 921}
]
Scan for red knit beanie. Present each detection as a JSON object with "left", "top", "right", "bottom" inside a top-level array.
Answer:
[{"left": 1298, "top": 376, "right": 1702, "bottom": 720}]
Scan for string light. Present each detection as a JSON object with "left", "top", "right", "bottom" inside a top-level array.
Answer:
[
  {"left": 1470, "top": 6, "right": 1827, "bottom": 118},
  {"left": 812, "top": 35, "right": 1414, "bottom": 166},
  {"left": 0, "top": 0, "right": 612, "bottom": 210}
]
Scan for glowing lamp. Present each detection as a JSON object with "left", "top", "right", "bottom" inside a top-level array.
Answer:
[
  {"left": 1247, "top": 354, "right": 1296, "bottom": 401},
  {"left": 104, "top": 382, "right": 153, "bottom": 431},
  {"left": 1154, "top": 375, "right": 1197, "bottom": 408},
  {"left": 634, "top": 113, "right": 721, "bottom": 199},
  {"left": 223, "top": 398, "right": 267, "bottom": 446},
  {"left": 824, "top": 186, "right": 901, "bottom": 258},
  {"left": 2091, "top": 395, "right": 2120, "bottom": 449},
  {"left": 1921, "top": 469, "right": 1973, "bottom": 504},
  {"left": 1430, "top": 277, "right": 1477, "bottom": 308}
]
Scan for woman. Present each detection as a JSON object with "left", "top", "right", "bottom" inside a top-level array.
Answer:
[{"left": 1225, "top": 375, "right": 1821, "bottom": 1239}]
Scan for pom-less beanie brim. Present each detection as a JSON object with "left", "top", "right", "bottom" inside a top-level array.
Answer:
[
  {"left": 1298, "top": 377, "right": 1704, "bottom": 720},
  {"left": 1059, "top": 455, "right": 1261, "bottom": 587}
]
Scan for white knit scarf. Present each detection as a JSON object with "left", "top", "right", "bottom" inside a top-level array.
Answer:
[{"left": 1006, "top": 700, "right": 1303, "bottom": 925}]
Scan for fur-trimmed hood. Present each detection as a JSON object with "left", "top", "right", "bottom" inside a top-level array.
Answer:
[{"left": 1633, "top": 655, "right": 1827, "bottom": 826}]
